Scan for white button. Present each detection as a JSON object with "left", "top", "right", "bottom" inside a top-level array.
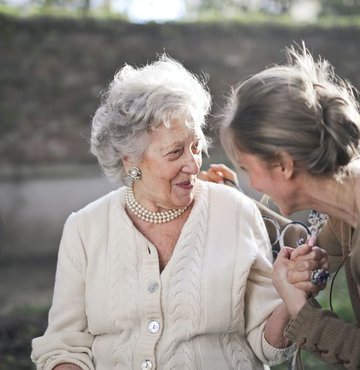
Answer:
[
  {"left": 148, "top": 320, "right": 160, "bottom": 333},
  {"left": 141, "top": 359, "right": 153, "bottom": 369},
  {"left": 148, "top": 282, "right": 159, "bottom": 293}
]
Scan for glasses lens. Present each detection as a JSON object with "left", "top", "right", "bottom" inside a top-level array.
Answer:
[
  {"left": 262, "top": 216, "right": 280, "bottom": 247},
  {"left": 280, "top": 221, "right": 311, "bottom": 248}
]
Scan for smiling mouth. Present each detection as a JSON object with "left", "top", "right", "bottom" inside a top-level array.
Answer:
[{"left": 176, "top": 180, "right": 195, "bottom": 189}]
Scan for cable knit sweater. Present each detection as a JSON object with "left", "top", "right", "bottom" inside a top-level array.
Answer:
[{"left": 31, "top": 181, "right": 293, "bottom": 370}]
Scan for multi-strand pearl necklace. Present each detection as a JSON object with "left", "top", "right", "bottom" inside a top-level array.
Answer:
[{"left": 125, "top": 186, "right": 187, "bottom": 223}]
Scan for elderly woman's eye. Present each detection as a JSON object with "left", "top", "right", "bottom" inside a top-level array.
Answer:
[
  {"left": 169, "top": 148, "right": 182, "bottom": 156},
  {"left": 192, "top": 141, "right": 201, "bottom": 153}
]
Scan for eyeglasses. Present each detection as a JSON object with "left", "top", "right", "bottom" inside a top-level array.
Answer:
[
  {"left": 262, "top": 216, "right": 311, "bottom": 259},
  {"left": 223, "top": 178, "right": 318, "bottom": 258}
]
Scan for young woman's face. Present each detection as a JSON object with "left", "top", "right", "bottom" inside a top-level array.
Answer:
[
  {"left": 130, "top": 118, "right": 204, "bottom": 211},
  {"left": 235, "top": 151, "right": 298, "bottom": 216}
]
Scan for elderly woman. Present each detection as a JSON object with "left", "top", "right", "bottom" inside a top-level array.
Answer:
[
  {"left": 31, "top": 56, "right": 306, "bottom": 370},
  {"left": 216, "top": 45, "right": 360, "bottom": 368}
]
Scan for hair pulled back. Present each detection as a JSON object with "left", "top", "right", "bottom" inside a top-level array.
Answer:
[{"left": 221, "top": 44, "right": 360, "bottom": 176}]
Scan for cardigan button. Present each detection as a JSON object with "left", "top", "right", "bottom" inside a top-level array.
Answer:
[
  {"left": 148, "top": 281, "right": 159, "bottom": 293},
  {"left": 148, "top": 320, "right": 160, "bottom": 333},
  {"left": 141, "top": 359, "right": 153, "bottom": 369}
]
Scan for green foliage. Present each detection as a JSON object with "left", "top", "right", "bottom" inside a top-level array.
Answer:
[
  {"left": 24, "top": 5, "right": 128, "bottom": 20},
  {"left": 0, "top": 306, "right": 49, "bottom": 370},
  {"left": 321, "top": 0, "right": 360, "bottom": 16},
  {"left": 0, "top": 4, "right": 22, "bottom": 16},
  {"left": 182, "top": 10, "right": 360, "bottom": 28},
  {"left": 187, "top": 0, "right": 360, "bottom": 21},
  {"left": 2, "top": 1, "right": 360, "bottom": 26},
  {"left": 190, "top": 10, "right": 294, "bottom": 25},
  {"left": 0, "top": 1, "right": 128, "bottom": 20}
]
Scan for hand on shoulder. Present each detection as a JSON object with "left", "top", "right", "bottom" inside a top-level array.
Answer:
[{"left": 199, "top": 164, "right": 239, "bottom": 187}]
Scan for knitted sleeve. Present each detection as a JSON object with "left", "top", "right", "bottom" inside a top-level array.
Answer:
[
  {"left": 245, "top": 204, "right": 295, "bottom": 366},
  {"left": 31, "top": 213, "right": 95, "bottom": 370},
  {"left": 285, "top": 298, "right": 360, "bottom": 368}
]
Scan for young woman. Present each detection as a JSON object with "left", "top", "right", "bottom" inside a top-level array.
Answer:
[{"left": 217, "top": 45, "right": 360, "bottom": 368}]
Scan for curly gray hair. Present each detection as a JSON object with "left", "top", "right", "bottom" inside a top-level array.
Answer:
[{"left": 91, "top": 55, "right": 212, "bottom": 183}]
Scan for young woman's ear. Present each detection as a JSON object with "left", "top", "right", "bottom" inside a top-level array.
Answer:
[{"left": 278, "top": 151, "right": 294, "bottom": 180}]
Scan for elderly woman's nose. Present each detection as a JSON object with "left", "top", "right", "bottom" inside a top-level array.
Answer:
[{"left": 183, "top": 152, "right": 201, "bottom": 174}]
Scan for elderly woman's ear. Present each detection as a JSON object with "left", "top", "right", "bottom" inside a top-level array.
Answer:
[
  {"left": 122, "top": 156, "right": 138, "bottom": 171},
  {"left": 121, "top": 155, "right": 132, "bottom": 173},
  {"left": 122, "top": 156, "right": 130, "bottom": 170},
  {"left": 122, "top": 155, "right": 131, "bottom": 164}
]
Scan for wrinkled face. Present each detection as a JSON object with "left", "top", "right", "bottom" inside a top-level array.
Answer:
[
  {"left": 129, "top": 118, "right": 204, "bottom": 211},
  {"left": 236, "top": 151, "right": 297, "bottom": 216}
]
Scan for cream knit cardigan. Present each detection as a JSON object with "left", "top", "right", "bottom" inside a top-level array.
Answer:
[{"left": 31, "top": 181, "right": 293, "bottom": 370}]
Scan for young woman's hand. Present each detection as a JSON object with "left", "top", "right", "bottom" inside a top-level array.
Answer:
[
  {"left": 287, "top": 244, "right": 329, "bottom": 295},
  {"left": 272, "top": 244, "right": 329, "bottom": 318},
  {"left": 272, "top": 247, "right": 308, "bottom": 318},
  {"left": 199, "top": 164, "right": 239, "bottom": 187}
]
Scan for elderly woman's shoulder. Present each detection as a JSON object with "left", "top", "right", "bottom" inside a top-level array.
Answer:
[
  {"left": 201, "top": 180, "right": 257, "bottom": 210},
  {"left": 70, "top": 187, "right": 125, "bottom": 222}
]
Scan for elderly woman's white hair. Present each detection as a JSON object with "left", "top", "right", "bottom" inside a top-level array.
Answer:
[{"left": 91, "top": 55, "right": 212, "bottom": 184}]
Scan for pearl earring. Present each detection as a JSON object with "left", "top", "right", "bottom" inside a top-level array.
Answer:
[{"left": 128, "top": 167, "right": 142, "bottom": 181}]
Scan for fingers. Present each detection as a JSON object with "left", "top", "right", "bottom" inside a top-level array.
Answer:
[
  {"left": 209, "top": 164, "right": 239, "bottom": 185},
  {"left": 287, "top": 268, "right": 328, "bottom": 295},
  {"left": 199, "top": 164, "right": 239, "bottom": 185},
  {"left": 307, "top": 236, "right": 316, "bottom": 247},
  {"left": 278, "top": 246, "right": 295, "bottom": 260},
  {"left": 286, "top": 245, "right": 329, "bottom": 295},
  {"left": 198, "top": 168, "right": 225, "bottom": 184},
  {"left": 288, "top": 256, "right": 329, "bottom": 274},
  {"left": 198, "top": 171, "right": 209, "bottom": 182},
  {"left": 208, "top": 169, "right": 225, "bottom": 183},
  {"left": 289, "top": 244, "right": 312, "bottom": 261},
  {"left": 290, "top": 245, "right": 328, "bottom": 265},
  {"left": 272, "top": 247, "right": 296, "bottom": 284}
]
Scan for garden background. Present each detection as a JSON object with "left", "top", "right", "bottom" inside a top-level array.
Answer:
[{"left": 0, "top": 0, "right": 359, "bottom": 368}]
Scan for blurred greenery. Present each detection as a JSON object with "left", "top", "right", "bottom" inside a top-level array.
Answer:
[
  {"left": 0, "top": 3, "right": 128, "bottom": 19},
  {"left": 188, "top": 0, "right": 360, "bottom": 16},
  {"left": 1, "top": 5, "right": 360, "bottom": 28},
  {"left": 1, "top": 0, "right": 360, "bottom": 26},
  {"left": 0, "top": 306, "right": 48, "bottom": 370},
  {"left": 190, "top": 11, "right": 360, "bottom": 27}
]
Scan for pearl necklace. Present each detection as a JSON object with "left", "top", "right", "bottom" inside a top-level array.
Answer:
[{"left": 125, "top": 186, "right": 187, "bottom": 223}]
